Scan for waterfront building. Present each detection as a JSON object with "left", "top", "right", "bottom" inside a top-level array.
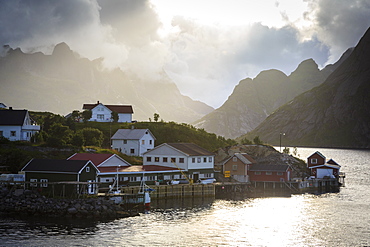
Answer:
[
  {"left": 143, "top": 143, "right": 215, "bottom": 183},
  {"left": 307, "top": 151, "right": 341, "bottom": 178}
]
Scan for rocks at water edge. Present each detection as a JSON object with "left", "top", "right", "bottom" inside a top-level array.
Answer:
[{"left": 0, "top": 187, "right": 138, "bottom": 219}]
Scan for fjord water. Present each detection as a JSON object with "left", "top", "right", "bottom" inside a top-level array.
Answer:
[{"left": 1, "top": 147, "right": 369, "bottom": 246}]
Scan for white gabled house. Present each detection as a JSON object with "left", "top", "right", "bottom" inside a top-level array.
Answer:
[
  {"left": 82, "top": 101, "right": 133, "bottom": 123},
  {"left": 111, "top": 128, "right": 155, "bottom": 156},
  {"left": 143, "top": 143, "right": 215, "bottom": 183},
  {"left": 0, "top": 108, "right": 40, "bottom": 141}
]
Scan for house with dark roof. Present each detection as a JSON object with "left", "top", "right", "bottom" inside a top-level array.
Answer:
[
  {"left": 142, "top": 143, "right": 215, "bottom": 183},
  {"left": 222, "top": 153, "right": 256, "bottom": 182},
  {"left": 111, "top": 128, "right": 156, "bottom": 156},
  {"left": 307, "top": 152, "right": 341, "bottom": 179},
  {"left": 0, "top": 108, "right": 40, "bottom": 141},
  {"left": 21, "top": 159, "right": 99, "bottom": 195},
  {"left": 82, "top": 101, "right": 133, "bottom": 123}
]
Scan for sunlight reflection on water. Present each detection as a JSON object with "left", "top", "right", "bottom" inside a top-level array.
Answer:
[{"left": 1, "top": 148, "right": 369, "bottom": 246}]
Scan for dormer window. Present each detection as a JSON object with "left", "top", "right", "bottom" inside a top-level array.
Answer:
[{"left": 86, "top": 166, "right": 90, "bottom": 172}]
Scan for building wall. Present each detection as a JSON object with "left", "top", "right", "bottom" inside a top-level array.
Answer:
[
  {"left": 97, "top": 155, "right": 130, "bottom": 167},
  {"left": 249, "top": 170, "right": 290, "bottom": 182},
  {"left": 117, "top": 113, "right": 132, "bottom": 123},
  {"left": 223, "top": 158, "right": 248, "bottom": 176},
  {"left": 90, "top": 104, "right": 112, "bottom": 122},
  {"left": 0, "top": 126, "right": 22, "bottom": 141}
]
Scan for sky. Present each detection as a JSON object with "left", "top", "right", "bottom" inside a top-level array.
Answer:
[{"left": 1, "top": 0, "right": 370, "bottom": 108}]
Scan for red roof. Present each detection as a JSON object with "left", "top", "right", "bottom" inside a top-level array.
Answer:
[
  {"left": 82, "top": 103, "right": 133, "bottom": 114},
  {"left": 67, "top": 153, "right": 114, "bottom": 166}
]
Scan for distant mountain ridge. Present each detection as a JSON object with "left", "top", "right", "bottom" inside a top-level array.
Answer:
[
  {"left": 239, "top": 28, "right": 370, "bottom": 148},
  {"left": 193, "top": 50, "right": 351, "bottom": 139},
  {"left": 0, "top": 42, "right": 213, "bottom": 122}
]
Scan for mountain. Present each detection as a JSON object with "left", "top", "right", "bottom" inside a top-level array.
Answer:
[
  {"left": 0, "top": 43, "right": 213, "bottom": 122},
  {"left": 193, "top": 50, "right": 351, "bottom": 139},
  {"left": 239, "top": 28, "right": 370, "bottom": 148}
]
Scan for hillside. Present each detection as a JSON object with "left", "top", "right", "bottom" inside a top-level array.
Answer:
[
  {"left": 0, "top": 43, "right": 213, "bottom": 123},
  {"left": 239, "top": 28, "right": 370, "bottom": 148},
  {"left": 193, "top": 51, "right": 351, "bottom": 139}
]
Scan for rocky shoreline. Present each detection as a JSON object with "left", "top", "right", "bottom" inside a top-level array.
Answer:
[{"left": 0, "top": 187, "right": 140, "bottom": 219}]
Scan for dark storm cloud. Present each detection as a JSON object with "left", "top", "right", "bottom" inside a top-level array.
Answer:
[
  {"left": 0, "top": 0, "right": 99, "bottom": 51},
  {"left": 308, "top": 0, "right": 370, "bottom": 62}
]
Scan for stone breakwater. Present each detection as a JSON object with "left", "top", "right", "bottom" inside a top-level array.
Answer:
[{"left": 0, "top": 187, "right": 139, "bottom": 219}]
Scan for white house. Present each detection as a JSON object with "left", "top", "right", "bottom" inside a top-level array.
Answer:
[
  {"left": 0, "top": 108, "right": 40, "bottom": 141},
  {"left": 82, "top": 101, "right": 133, "bottom": 123},
  {"left": 111, "top": 128, "right": 155, "bottom": 156},
  {"left": 143, "top": 143, "right": 215, "bottom": 182}
]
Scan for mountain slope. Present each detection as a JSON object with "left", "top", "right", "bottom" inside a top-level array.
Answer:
[
  {"left": 239, "top": 28, "right": 370, "bottom": 148},
  {"left": 193, "top": 52, "right": 350, "bottom": 139},
  {"left": 0, "top": 43, "right": 213, "bottom": 122}
]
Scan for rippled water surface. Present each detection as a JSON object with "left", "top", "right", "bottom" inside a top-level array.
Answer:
[{"left": 1, "top": 148, "right": 369, "bottom": 246}]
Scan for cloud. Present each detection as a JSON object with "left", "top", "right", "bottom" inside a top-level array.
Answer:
[{"left": 0, "top": 0, "right": 369, "bottom": 108}]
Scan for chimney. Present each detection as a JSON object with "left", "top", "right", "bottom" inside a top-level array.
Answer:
[
  {"left": 131, "top": 125, "right": 135, "bottom": 130},
  {"left": 9, "top": 107, "right": 12, "bottom": 110},
  {"left": 97, "top": 101, "right": 100, "bottom": 104}
]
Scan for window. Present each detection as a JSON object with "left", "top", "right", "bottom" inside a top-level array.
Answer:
[
  {"left": 255, "top": 172, "right": 261, "bottom": 175},
  {"left": 171, "top": 157, "right": 176, "bottom": 163},
  {"left": 208, "top": 157, "right": 212, "bottom": 162},
  {"left": 203, "top": 157, "right": 207, "bottom": 162},
  {"left": 266, "top": 172, "right": 272, "bottom": 175},
  {"left": 97, "top": 114, "right": 104, "bottom": 120},
  {"left": 10, "top": 131, "right": 16, "bottom": 137},
  {"left": 277, "top": 172, "right": 283, "bottom": 175},
  {"left": 174, "top": 175, "right": 180, "bottom": 179},
  {"left": 40, "top": 179, "right": 48, "bottom": 188},
  {"left": 130, "top": 149, "right": 135, "bottom": 154},
  {"left": 233, "top": 157, "right": 237, "bottom": 162},
  {"left": 146, "top": 157, "right": 152, "bottom": 162},
  {"left": 142, "top": 140, "right": 145, "bottom": 145},
  {"left": 192, "top": 158, "right": 196, "bottom": 163},
  {"left": 179, "top": 158, "right": 184, "bottom": 163},
  {"left": 204, "top": 173, "right": 213, "bottom": 178},
  {"left": 163, "top": 157, "right": 168, "bottom": 162},
  {"left": 30, "top": 179, "right": 37, "bottom": 187},
  {"left": 232, "top": 165, "right": 238, "bottom": 171},
  {"left": 129, "top": 177, "right": 137, "bottom": 182},
  {"left": 197, "top": 158, "right": 201, "bottom": 163},
  {"left": 123, "top": 140, "right": 127, "bottom": 144},
  {"left": 86, "top": 166, "right": 90, "bottom": 172},
  {"left": 149, "top": 140, "right": 152, "bottom": 145},
  {"left": 311, "top": 158, "right": 317, "bottom": 164},
  {"left": 155, "top": 157, "right": 159, "bottom": 162}
]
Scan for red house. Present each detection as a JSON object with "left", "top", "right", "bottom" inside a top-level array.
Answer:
[
  {"left": 307, "top": 151, "right": 341, "bottom": 179},
  {"left": 249, "top": 164, "right": 292, "bottom": 182}
]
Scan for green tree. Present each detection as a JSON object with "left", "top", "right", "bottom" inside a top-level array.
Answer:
[
  {"left": 71, "top": 132, "right": 85, "bottom": 147},
  {"left": 81, "top": 110, "right": 92, "bottom": 123},
  {"left": 78, "top": 127, "right": 103, "bottom": 146},
  {"left": 241, "top": 138, "right": 252, "bottom": 145},
  {"left": 153, "top": 113, "right": 160, "bottom": 122},
  {"left": 46, "top": 123, "right": 73, "bottom": 147},
  {"left": 71, "top": 110, "right": 81, "bottom": 122},
  {"left": 283, "top": 147, "right": 290, "bottom": 154},
  {"left": 253, "top": 136, "right": 263, "bottom": 145},
  {"left": 111, "top": 111, "right": 119, "bottom": 123}
]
